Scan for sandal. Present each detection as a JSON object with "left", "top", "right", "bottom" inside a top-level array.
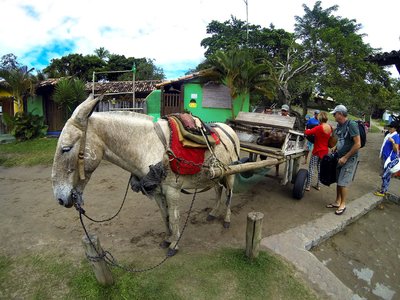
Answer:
[
  {"left": 335, "top": 207, "right": 346, "bottom": 215},
  {"left": 305, "top": 187, "right": 310, "bottom": 191},
  {"left": 373, "top": 191, "right": 385, "bottom": 197},
  {"left": 312, "top": 186, "right": 320, "bottom": 191},
  {"left": 326, "top": 203, "right": 340, "bottom": 208}
]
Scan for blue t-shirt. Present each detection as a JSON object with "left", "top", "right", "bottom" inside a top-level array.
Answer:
[
  {"left": 382, "top": 133, "right": 400, "bottom": 161},
  {"left": 306, "top": 117, "right": 319, "bottom": 127}
]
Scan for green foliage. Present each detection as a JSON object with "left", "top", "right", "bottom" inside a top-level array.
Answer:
[
  {"left": 204, "top": 49, "right": 276, "bottom": 117},
  {"left": 0, "top": 137, "right": 57, "bottom": 167},
  {"left": 198, "top": 2, "right": 398, "bottom": 115},
  {"left": 43, "top": 51, "right": 165, "bottom": 82},
  {"left": 294, "top": 1, "right": 389, "bottom": 112},
  {"left": 200, "top": 16, "right": 294, "bottom": 61},
  {"left": 43, "top": 53, "right": 106, "bottom": 81},
  {"left": 2, "top": 112, "right": 48, "bottom": 141},
  {"left": 0, "top": 63, "right": 36, "bottom": 111},
  {"left": 0, "top": 250, "right": 316, "bottom": 299},
  {"left": 53, "top": 77, "right": 87, "bottom": 114}
]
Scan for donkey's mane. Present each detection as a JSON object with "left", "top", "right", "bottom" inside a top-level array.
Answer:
[{"left": 92, "top": 111, "right": 154, "bottom": 122}]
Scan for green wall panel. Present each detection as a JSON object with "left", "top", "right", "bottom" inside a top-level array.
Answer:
[{"left": 27, "top": 96, "right": 44, "bottom": 116}]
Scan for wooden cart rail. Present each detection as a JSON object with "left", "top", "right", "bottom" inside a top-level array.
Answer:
[{"left": 206, "top": 158, "right": 281, "bottom": 179}]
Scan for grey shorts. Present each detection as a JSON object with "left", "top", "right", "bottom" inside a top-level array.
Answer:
[{"left": 336, "top": 155, "right": 358, "bottom": 187}]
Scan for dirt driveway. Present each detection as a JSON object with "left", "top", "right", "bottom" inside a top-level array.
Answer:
[{"left": 0, "top": 131, "right": 397, "bottom": 265}]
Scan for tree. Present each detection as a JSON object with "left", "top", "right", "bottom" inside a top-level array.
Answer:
[
  {"left": 53, "top": 77, "right": 87, "bottom": 120},
  {"left": 294, "top": 1, "right": 391, "bottom": 112},
  {"left": 44, "top": 52, "right": 165, "bottom": 82},
  {"left": 94, "top": 47, "right": 110, "bottom": 61},
  {"left": 200, "top": 16, "right": 294, "bottom": 61},
  {"left": 0, "top": 62, "right": 36, "bottom": 114},
  {"left": 105, "top": 54, "right": 164, "bottom": 81},
  {"left": 43, "top": 54, "right": 106, "bottom": 81},
  {"left": 0, "top": 53, "right": 20, "bottom": 70},
  {"left": 274, "top": 45, "right": 314, "bottom": 105},
  {"left": 203, "top": 49, "right": 276, "bottom": 118}
]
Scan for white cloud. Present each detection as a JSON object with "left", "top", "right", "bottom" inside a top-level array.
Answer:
[{"left": 1, "top": 0, "right": 399, "bottom": 79}]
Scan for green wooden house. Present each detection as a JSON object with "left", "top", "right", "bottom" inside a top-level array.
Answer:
[{"left": 146, "top": 72, "right": 249, "bottom": 122}]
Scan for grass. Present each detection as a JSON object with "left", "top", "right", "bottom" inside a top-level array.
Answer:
[
  {"left": 0, "top": 137, "right": 57, "bottom": 167},
  {"left": 0, "top": 249, "right": 317, "bottom": 300}
]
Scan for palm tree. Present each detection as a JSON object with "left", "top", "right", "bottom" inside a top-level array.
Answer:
[
  {"left": 53, "top": 77, "right": 87, "bottom": 120},
  {"left": 94, "top": 47, "right": 110, "bottom": 62},
  {"left": 203, "top": 49, "right": 276, "bottom": 119},
  {"left": 0, "top": 66, "right": 35, "bottom": 114}
]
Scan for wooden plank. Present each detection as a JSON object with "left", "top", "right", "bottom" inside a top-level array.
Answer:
[
  {"left": 240, "top": 141, "right": 283, "bottom": 155},
  {"left": 202, "top": 83, "right": 231, "bottom": 108},
  {"left": 235, "top": 112, "right": 296, "bottom": 129}
]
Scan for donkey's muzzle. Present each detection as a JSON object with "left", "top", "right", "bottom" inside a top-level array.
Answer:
[{"left": 58, "top": 198, "right": 73, "bottom": 208}]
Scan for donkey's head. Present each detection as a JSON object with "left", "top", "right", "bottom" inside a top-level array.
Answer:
[{"left": 52, "top": 94, "right": 101, "bottom": 208}]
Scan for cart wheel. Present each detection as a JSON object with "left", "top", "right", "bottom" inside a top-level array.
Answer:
[{"left": 292, "top": 169, "right": 308, "bottom": 200}]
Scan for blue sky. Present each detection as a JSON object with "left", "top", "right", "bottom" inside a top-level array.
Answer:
[{"left": 1, "top": 0, "right": 399, "bottom": 80}]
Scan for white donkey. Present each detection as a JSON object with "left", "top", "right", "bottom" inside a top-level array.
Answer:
[{"left": 52, "top": 95, "right": 240, "bottom": 256}]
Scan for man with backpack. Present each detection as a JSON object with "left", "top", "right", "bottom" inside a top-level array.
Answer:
[{"left": 328, "top": 105, "right": 361, "bottom": 215}]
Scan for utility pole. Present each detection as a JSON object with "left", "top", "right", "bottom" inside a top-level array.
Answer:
[
  {"left": 243, "top": 0, "right": 249, "bottom": 45},
  {"left": 132, "top": 63, "right": 136, "bottom": 109}
]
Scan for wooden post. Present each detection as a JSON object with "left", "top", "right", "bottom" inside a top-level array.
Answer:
[
  {"left": 82, "top": 234, "right": 114, "bottom": 286},
  {"left": 245, "top": 212, "right": 264, "bottom": 259}
]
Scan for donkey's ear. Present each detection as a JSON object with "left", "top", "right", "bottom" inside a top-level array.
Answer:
[{"left": 71, "top": 94, "right": 103, "bottom": 128}]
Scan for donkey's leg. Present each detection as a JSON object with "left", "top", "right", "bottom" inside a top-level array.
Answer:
[
  {"left": 207, "top": 185, "right": 223, "bottom": 221},
  {"left": 222, "top": 175, "right": 235, "bottom": 229},
  {"left": 153, "top": 192, "right": 172, "bottom": 249},
  {"left": 163, "top": 186, "right": 181, "bottom": 256}
]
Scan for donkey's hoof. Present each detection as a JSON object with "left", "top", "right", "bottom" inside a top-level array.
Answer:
[
  {"left": 167, "top": 248, "right": 178, "bottom": 257},
  {"left": 223, "top": 222, "right": 230, "bottom": 229},
  {"left": 206, "top": 214, "right": 216, "bottom": 221},
  {"left": 159, "top": 240, "right": 171, "bottom": 249}
]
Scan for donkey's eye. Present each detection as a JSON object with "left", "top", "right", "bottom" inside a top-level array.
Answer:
[{"left": 62, "top": 146, "right": 73, "bottom": 153}]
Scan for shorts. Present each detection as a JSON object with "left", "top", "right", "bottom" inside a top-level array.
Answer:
[{"left": 336, "top": 155, "right": 358, "bottom": 187}]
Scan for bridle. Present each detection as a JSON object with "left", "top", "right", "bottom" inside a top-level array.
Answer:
[{"left": 68, "top": 119, "right": 89, "bottom": 182}]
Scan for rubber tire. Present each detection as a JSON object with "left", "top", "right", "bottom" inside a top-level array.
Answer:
[{"left": 292, "top": 169, "right": 308, "bottom": 200}]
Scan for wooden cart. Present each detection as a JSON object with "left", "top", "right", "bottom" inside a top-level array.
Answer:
[{"left": 208, "top": 112, "right": 309, "bottom": 199}]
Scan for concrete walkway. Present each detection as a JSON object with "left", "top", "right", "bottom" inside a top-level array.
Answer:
[{"left": 261, "top": 192, "right": 386, "bottom": 300}]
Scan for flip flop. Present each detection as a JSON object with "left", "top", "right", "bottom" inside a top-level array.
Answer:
[
  {"left": 326, "top": 203, "right": 340, "bottom": 208},
  {"left": 305, "top": 187, "right": 310, "bottom": 191},
  {"left": 312, "top": 186, "right": 320, "bottom": 191},
  {"left": 335, "top": 207, "right": 346, "bottom": 215},
  {"left": 373, "top": 191, "right": 385, "bottom": 197}
]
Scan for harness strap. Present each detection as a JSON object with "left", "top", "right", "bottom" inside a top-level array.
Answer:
[
  {"left": 209, "top": 123, "right": 240, "bottom": 160},
  {"left": 154, "top": 122, "right": 169, "bottom": 150},
  {"left": 181, "top": 187, "right": 212, "bottom": 194}
]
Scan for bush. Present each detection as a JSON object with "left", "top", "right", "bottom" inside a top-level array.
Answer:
[{"left": 3, "top": 112, "right": 48, "bottom": 141}]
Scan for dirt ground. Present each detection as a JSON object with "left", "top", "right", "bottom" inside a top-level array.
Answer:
[{"left": 0, "top": 131, "right": 398, "bottom": 269}]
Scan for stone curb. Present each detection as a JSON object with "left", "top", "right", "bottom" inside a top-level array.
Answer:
[{"left": 260, "top": 193, "right": 384, "bottom": 300}]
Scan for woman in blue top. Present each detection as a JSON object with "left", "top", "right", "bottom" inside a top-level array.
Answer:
[{"left": 374, "top": 121, "right": 399, "bottom": 196}]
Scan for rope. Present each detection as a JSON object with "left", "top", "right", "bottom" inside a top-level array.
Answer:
[
  {"left": 79, "top": 175, "right": 132, "bottom": 223},
  {"left": 75, "top": 183, "right": 199, "bottom": 273}
]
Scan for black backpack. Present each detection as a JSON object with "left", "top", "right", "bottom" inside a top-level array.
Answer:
[
  {"left": 320, "top": 153, "right": 338, "bottom": 186},
  {"left": 305, "top": 123, "right": 318, "bottom": 144},
  {"left": 345, "top": 120, "right": 366, "bottom": 148}
]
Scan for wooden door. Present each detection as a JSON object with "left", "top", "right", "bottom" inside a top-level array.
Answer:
[
  {"left": 0, "top": 98, "right": 14, "bottom": 134},
  {"left": 161, "top": 87, "right": 183, "bottom": 116},
  {"left": 44, "top": 99, "right": 66, "bottom": 132}
]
